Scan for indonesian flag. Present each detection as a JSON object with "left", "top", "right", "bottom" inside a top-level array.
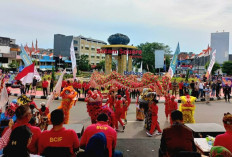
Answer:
[
  {"left": 0, "top": 83, "right": 8, "bottom": 108},
  {"left": 15, "top": 63, "right": 35, "bottom": 85}
]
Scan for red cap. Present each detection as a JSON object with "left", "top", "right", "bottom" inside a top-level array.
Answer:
[{"left": 117, "top": 95, "right": 122, "bottom": 99}]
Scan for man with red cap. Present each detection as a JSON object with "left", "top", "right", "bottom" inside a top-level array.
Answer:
[
  {"left": 169, "top": 96, "right": 178, "bottom": 124},
  {"left": 114, "top": 95, "right": 125, "bottom": 131}
]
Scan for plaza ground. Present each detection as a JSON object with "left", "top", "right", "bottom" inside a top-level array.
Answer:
[{"left": 9, "top": 96, "right": 232, "bottom": 157}]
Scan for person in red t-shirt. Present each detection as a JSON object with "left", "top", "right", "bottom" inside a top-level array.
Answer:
[
  {"left": 147, "top": 99, "right": 162, "bottom": 137},
  {"left": 114, "top": 95, "right": 125, "bottom": 131},
  {"left": 39, "top": 102, "right": 50, "bottom": 116},
  {"left": 214, "top": 112, "right": 232, "bottom": 153},
  {"left": 66, "top": 80, "right": 72, "bottom": 87},
  {"left": 38, "top": 109, "right": 79, "bottom": 156},
  {"left": 72, "top": 79, "right": 78, "bottom": 91},
  {"left": 84, "top": 83, "right": 90, "bottom": 97},
  {"left": 178, "top": 80, "right": 184, "bottom": 96},
  {"left": 77, "top": 80, "right": 82, "bottom": 97},
  {"left": 169, "top": 96, "right": 178, "bottom": 125},
  {"left": 42, "top": 78, "right": 48, "bottom": 96},
  {"left": 80, "top": 113, "right": 123, "bottom": 157},
  {"left": 61, "top": 79, "right": 67, "bottom": 91},
  {"left": 29, "top": 97, "right": 39, "bottom": 115},
  {"left": 2, "top": 105, "right": 41, "bottom": 154},
  {"left": 82, "top": 82, "right": 86, "bottom": 94}
]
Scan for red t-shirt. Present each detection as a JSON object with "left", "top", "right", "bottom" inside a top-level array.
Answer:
[
  {"left": 39, "top": 107, "right": 50, "bottom": 116},
  {"left": 84, "top": 84, "right": 90, "bottom": 90},
  {"left": 3, "top": 121, "right": 41, "bottom": 154},
  {"left": 72, "top": 82, "right": 78, "bottom": 88},
  {"left": 38, "top": 127, "right": 79, "bottom": 155},
  {"left": 214, "top": 131, "right": 232, "bottom": 153},
  {"left": 80, "top": 121, "right": 117, "bottom": 157},
  {"left": 62, "top": 81, "right": 67, "bottom": 88},
  {"left": 77, "top": 83, "right": 82, "bottom": 89},
  {"left": 66, "top": 82, "right": 72, "bottom": 87},
  {"left": 179, "top": 82, "right": 184, "bottom": 90},
  {"left": 115, "top": 100, "right": 124, "bottom": 113},
  {"left": 82, "top": 82, "right": 86, "bottom": 88},
  {"left": 30, "top": 101, "right": 38, "bottom": 109},
  {"left": 42, "top": 81, "right": 48, "bottom": 88}
]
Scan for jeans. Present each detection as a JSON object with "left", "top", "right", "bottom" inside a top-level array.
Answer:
[
  {"left": 43, "top": 88, "right": 48, "bottom": 96},
  {"left": 211, "top": 89, "right": 216, "bottom": 97},
  {"left": 199, "top": 89, "right": 203, "bottom": 98}
]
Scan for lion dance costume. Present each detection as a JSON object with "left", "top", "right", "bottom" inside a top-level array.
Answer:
[
  {"left": 56, "top": 86, "right": 77, "bottom": 124},
  {"left": 85, "top": 90, "right": 115, "bottom": 128},
  {"left": 179, "top": 95, "right": 196, "bottom": 123}
]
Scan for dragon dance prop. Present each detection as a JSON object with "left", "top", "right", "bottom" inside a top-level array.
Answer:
[
  {"left": 85, "top": 90, "right": 115, "bottom": 128},
  {"left": 90, "top": 71, "right": 171, "bottom": 94},
  {"left": 179, "top": 95, "right": 196, "bottom": 123}
]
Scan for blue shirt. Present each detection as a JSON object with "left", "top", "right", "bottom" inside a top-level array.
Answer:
[
  {"left": 0, "top": 113, "right": 17, "bottom": 129},
  {"left": 183, "top": 83, "right": 189, "bottom": 87}
]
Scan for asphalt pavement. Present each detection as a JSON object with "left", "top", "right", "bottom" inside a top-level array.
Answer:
[{"left": 8, "top": 96, "right": 232, "bottom": 157}]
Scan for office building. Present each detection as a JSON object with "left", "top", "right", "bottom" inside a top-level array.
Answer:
[
  {"left": 54, "top": 34, "right": 106, "bottom": 65},
  {"left": 211, "top": 32, "right": 229, "bottom": 64}
]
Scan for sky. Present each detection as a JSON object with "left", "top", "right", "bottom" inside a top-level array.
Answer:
[{"left": 1, "top": 0, "right": 232, "bottom": 54}]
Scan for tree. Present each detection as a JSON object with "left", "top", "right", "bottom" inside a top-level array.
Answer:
[
  {"left": 77, "top": 55, "right": 91, "bottom": 71},
  {"left": 222, "top": 61, "right": 232, "bottom": 75},
  {"left": 133, "top": 42, "right": 172, "bottom": 73},
  {"left": 96, "top": 60, "right": 117, "bottom": 72},
  {"left": 205, "top": 61, "right": 221, "bottom": 75}
]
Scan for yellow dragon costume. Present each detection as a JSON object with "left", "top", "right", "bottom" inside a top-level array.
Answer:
[{"left": 179, "top": 95, "right": 196, "bottom": 123}]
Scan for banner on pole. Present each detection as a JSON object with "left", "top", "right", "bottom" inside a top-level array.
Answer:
[
  {"left": 20, "top": 45, "right": 32, "bottom": 67},
  {"left": 46, "top": 69, "right": 66, "bottom": 107},
  {"left": 70, "top": 40, "right": 77, "bottom": 79},
  {"left": 168, "top": 43, "right": 180, "bottom": 78},
  {"left": 205, "top": 50, "right": 216, "bottom": 79}
]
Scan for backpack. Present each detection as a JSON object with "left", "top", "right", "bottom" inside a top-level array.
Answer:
[{"left": 85, "top": 132, "right": 109, "bottom": 157}]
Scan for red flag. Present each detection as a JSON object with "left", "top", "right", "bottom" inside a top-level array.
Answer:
[
  {"left": 15, "top": 63, "right": 35, "bottom": 85},
  {"left": 24, "top": 44, "right": 30, "bottom": 54}
]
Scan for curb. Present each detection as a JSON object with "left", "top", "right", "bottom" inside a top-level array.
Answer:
[{"left": 10, "top": 93, "right": 224, "bottom": 103}]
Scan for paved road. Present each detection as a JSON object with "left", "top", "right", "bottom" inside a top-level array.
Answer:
[{"left": 8, "top": 96, "right": 232, "bottom": 157}]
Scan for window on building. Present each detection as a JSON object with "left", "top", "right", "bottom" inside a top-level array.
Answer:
[
  {"left": 85, "top": 47, "right": 89, "bottom": 50},
  {"left": 91, "top": 56, "right": 95, "bottom": 58},
  {"left": 74, "top": 40, "right": 78, "bottom": 44},
  {"left": 74, "top": 47, "right": 78, "bottom": 51},
  {"left": 81, "top": 46, "right": 83, "bottom": 49},
  {"left": 102, "top": 57, "right": 105, "bottom": 59},
  {"left": 97, "top": 56, "right": 100, "bottom": 59},
  {"left": 91, "top": 48, "right": 95, "bottom": 51}
]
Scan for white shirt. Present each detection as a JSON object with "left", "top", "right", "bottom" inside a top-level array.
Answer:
[{"left": 199, "top": 83, "right": 204, "bottom": 89}]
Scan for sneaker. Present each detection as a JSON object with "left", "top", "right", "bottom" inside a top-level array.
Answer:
[
  {"left": 123, "top": 125, "right": 125, "bottom": 130},
  {"left": 146, "top": 131, "right": 153, "bottom": 137},
  {"left": 155, "top": 132, "right": 162, "bottom": 135}
]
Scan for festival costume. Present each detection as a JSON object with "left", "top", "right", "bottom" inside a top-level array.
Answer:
[
  {"left": 136, "top": 96, "right": 144, "bottom": 121},
  {"left": 48, "top": 86, "right": 77, "bottom": 124},
  {"left": 179, "top": 95, "right": 196, "bottom": 123},
  {"left": 169, "top": 96, "right": 178, "bottom": 124},
  {"left": 164, "top": 95, "right": 170, "bottom": 119},
  {"left": 115, "top": 97, "right": 124, "bottom": 129},
  {"left": 149, "top": 102, "right": 162, "bottom": 134},
  {"left": 85, "top": 90, "right": 115, "bottom": 128}
]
